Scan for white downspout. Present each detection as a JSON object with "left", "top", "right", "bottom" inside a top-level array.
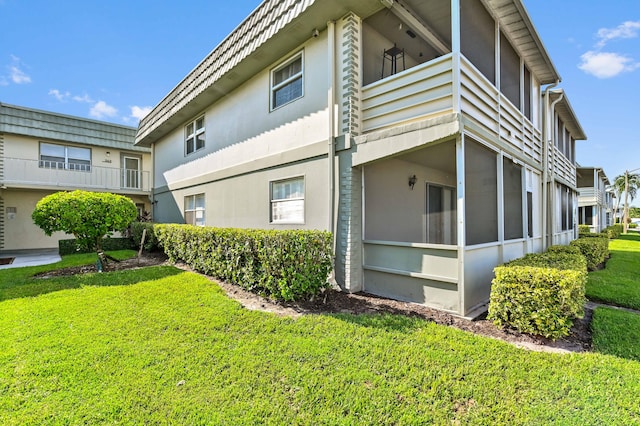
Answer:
[
  {"left": 327, "top": 21, "right": 337, "bottom": 265},
  {"left": 541, "top": 81, "right": 558, "bottom": 250},
  {"left": 545, "top": 87, "right": 564, "bottom": 248}
]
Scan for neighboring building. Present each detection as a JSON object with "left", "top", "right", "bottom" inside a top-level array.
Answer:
[
  {"left": 0, "top": 103, "right": 151, "bottom": 253},
  {"left": 577, "top": 166, "right": 613, "bottom": 233},
  {"left": 136, "top": 0, "right": 586, "bottom": 317}
]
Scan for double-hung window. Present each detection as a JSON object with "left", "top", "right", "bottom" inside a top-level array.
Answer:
[
  {"left": 270, "top": 177, "right": 304, "bottom": 223},
  {"left": 185, "top": 116, "right": 205, "bottom": 155},
  {"left": 271, "top": 52, "right": 303, "bottom": 110},
  {"left": 39, "top": 142, "right": 91, "bottom": 172},
  {"left": 185, "top": 194, "right": 205, "bottom": 226}
]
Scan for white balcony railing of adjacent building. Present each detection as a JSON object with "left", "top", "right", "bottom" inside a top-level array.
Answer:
[
  {"left": 2, "top": 157, "right": 150, "bottom": 192},
  {"left": 578, "top": 187, "right": 606, "bottom": 206}
]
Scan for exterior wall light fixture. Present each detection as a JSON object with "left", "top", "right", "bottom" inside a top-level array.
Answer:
[{"left": 408, "top": 175, "right": 417, "bottom": 190}]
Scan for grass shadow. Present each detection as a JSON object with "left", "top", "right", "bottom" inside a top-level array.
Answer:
[
  {"left": 330, "top": 311, "right": 429, "bottom": 332},
  {"left": 0, "top": 265, "right": 183, "bottom": 303}
]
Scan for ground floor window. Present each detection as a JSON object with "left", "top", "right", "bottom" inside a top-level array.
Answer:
[
  {"left": 426, "top": 184, "right": 456, "bottom": 245},
  {"left": 270, "top": 177, "right": 304, "bottom": 224},
  {"left": 185, "top": 194, "right": 205, "bottom": 226},
  {"left": 578, "top": 206, "right": 594, "bottom": 225},
  {"left": 465, "top": 138, "right": 498, "bottom": 245},
  {"left": 558, "top": 184, "right": 574, "bottom": 231},
  {"left": 503, "top": 157, "right": 523, "bottom": 240}
]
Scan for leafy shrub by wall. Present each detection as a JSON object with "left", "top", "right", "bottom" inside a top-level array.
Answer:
[
  {"left": 129, "top": 222, "right": 159, "bottom": 252},
  {"left": 59, "top": 238, "right": 134, "bottom": 255},
  {"left": 578, "top": 224, "right": 591, "bottom": 235},
  {"left": 570, "top": 236, "right": 609, "bottom": 271},
  {"left": 604, "top": 225, "right": 622, "bottom": 239},
  {"left": 154, "top": 224, "right": 333, "bottom": 301},
  {"left": 488, "top": 250, "right": 587, "bottom": 339}
]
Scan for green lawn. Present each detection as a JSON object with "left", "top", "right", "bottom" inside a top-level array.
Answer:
[
  {"left": 1, "top": 255, "right": 640, "bottom": 424},
  {"left": 587, "top": 234, "right": 640, "bottom": 310},
  {"left": 592, "top": 307, "right": 640, "bottom": 361}
]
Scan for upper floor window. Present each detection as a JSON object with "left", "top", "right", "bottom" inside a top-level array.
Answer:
[
  {"left": 271, "top": 52, "right": 303, "bottom": 110},
  {"left": 185, "top": 193, "right": 205, "bottom": 226},
  {"left": 39, "top": 142, "right": 91, "bottom": 172},
  {"left": 270, "top": 176, "right": 304, "bottom": 223},
  {"left": 185, "top": 116, "right": 205, "bottom": 155}
]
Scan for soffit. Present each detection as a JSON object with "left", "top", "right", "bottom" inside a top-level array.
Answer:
[
  {"left": 0, "top": 103, "right": 146, "bottom": 152},
  {"left": 481, "top": 0, "right": 560, "bottom": 85},
  {"left": 550, "top": 92, "right": 587, "bottom": 141},
  {"left": 135, "top": 0, "right": 384, "bottom": 147}
]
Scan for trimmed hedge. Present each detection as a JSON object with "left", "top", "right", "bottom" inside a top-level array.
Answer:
[
  {"left": 578, "top": 224, "right": 591, "bottom": 235},
  {"left": 59, "top": 237, "right": 134, "bottom": 255},
  {"left": 129, "top": 222, "right": 159, "bottom": 252},
  {"left": 488, "top": 250, "right": 587, "bottom": 339},
  {"left": 604, "top": 225, "right": 622, "bottom": 239},
  {"left": 155, "top": 224, "right": 333, "bottom": 301},
  {"left": 570, "top": 236, "right": 609, "bottom": 271}
]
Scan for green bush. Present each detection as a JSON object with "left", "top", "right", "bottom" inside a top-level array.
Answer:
[
  {"left": 578, "top": 224, "right": 591, "bottom": 235},
  {"left": 488, "top": 250, "right": 586, "bottom": 339},
  {"left": 32, "top": 190, "right": 138, "bottom": 254},
  {"left": 129, "top": 222, "right": 159, "bottom": 252},
  {"left": 154, "top": 224, "right": 333, "bottom": 301},
  {"left": 604, "top": 225, "right": 622, "bottom": 239},
  {"left": 570, "top": 236, "right": 609, "bottom": 270},
  {"left": 629, "top": 223, "right": 638, "bottom": 229},
  {"left": 59, "top": 238, "right": 134, "bottom": 255}
]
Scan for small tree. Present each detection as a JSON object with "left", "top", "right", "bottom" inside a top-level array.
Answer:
[{"left": 32, "top": 190, "right": 138, "bottom": 269}]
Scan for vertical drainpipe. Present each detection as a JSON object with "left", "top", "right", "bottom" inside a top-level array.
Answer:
[
  {"left": 543, "top": 85, "right": 564, "bottom": 249},
  {"left": 327, "top": 21, "right": 337, "bottom": 275},
  {"left": 541, "top": 81, "right": 558, "bottom": 250}
]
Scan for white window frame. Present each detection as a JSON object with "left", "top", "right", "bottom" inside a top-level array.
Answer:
[
  {"left": 270, "top": 52, "right": 304, "bottom": 111},
  {"left": 39, "top": 142, "right": 91, "bottom": 172},
  {"left": 184, "top": 193, "right": 205, "bottom": 226},
  {"left": 270, "top": 176, "right": 305, "bottom": 224},
  {"left": 185, "top": 116, "right": 205, "bottom": 156}
]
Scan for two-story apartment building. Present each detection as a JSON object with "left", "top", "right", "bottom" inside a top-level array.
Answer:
[
  {"left": 135, "top": 0, "right": 586, "bottom": 317},
  {"left": 577, "top": 166, "right": 613, "bottom": 233},
  {"left": 0, "top": 103, "right": 152, "bottom": 253}
]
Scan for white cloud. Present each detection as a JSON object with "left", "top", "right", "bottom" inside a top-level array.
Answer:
[
  {"left": 3, "top": 55, "right": 31, "bottom": 84},
  {"left": 578, "top": 51, "right": 640, "bottom": 79},
  {"left": 130, "top": 105, "right": 152, "bottom": 121},
  {"left": 49, "top": 89, "right": 71, "bottom": 101},
  {"left": 90, "top": 101, "right": 118, "bottom": 119},
  {"left": 596, "top": 21, "right": 640, "bottom": 48},
  {"left": 73, "top": 93, "right": 93, "bottom": 103},
  {"left": 9, "top": 65, "right": 31, "bottom": 84}
]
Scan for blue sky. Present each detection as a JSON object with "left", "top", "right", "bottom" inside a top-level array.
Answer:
[{"left": 1, "top": 0, "right": 639, "bottom": 183}]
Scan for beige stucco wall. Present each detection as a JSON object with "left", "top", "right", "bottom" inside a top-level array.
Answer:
[
  {"left": 1, "top": 189, "right": 149, "bottom": 252},
  {"left": 153, "top": 33, "right": 330, "bottom": 192},
  {"left": 154, "top": 155, "right": 329, "bottom": 231}
]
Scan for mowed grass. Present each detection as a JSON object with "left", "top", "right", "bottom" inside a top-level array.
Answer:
[
  {"left": 1, "top": 255, "right": 640, "bottom": 424},
  {"left": 592, "top": 307, "right": 640, "bottom": 361},
  {"left": 587, "top": 234, "right": 640, "bottom": 310}
]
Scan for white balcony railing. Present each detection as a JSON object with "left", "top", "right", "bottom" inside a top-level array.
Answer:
[
  {"left": 2, "top": 157, "right": 150, "bottom": 192},
  {"left": 361, "top": 54, "right": 455, "bottom": 132},
  {"left": 360, "top": 54, "right": 543, "bottom": 165}
]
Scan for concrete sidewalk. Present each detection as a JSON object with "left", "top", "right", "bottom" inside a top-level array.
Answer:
[{"left": 0, "top": 249, "right": 61, "bottom": 270}]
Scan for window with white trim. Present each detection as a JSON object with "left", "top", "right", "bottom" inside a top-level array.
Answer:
[
  {"left": 271, "top": 52, "right": 303, "bottom": 110},
  {"left": 185, "top": 116, "right": 205, "bottom": 155},
  {"left": 185, "top": 193, "right": 205, "bottom": 226},
  {"left": 270, "top": 177, "right": 304, "bottom": 223},
  {"left": 39, "top": 142, "right": 91, "bottom": 172}
]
